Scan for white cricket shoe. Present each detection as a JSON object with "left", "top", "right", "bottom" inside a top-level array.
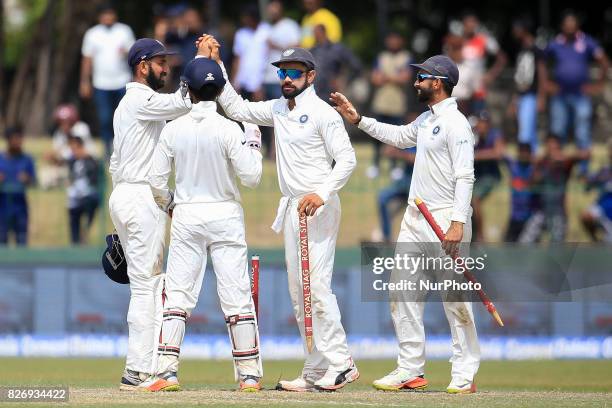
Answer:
[
  {"left": 276, "top": 376, "right": 316, "bottom": 392},
  {"left": 314, "top": 360, "right": 360, "bottom": 391},
  {"left": 446, "top": 377, "right": 476, "bottom": 394},
  {"left": 372, "top": 368, "right": 428, "bottom": 391},
  {"left": 119, "top": 369, "right": 156, "bottom": 391}
]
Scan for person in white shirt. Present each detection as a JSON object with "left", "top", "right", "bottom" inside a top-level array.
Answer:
[
  {"left": 111, "top": 38, "right": 203, "bottom": 391},
  {"left": 147, "top": 58, "right": 264, "bottom": 393},
  {"left": 80, "top": 5, "right": 135, "bottom": 157},
  {"left": 231, "top": 5, "right": 270, "bottom": 101},
  {"left": 199, "top": 36, "right": 359, "bottom": 391},
  {"left": 331, "top": 55, "right": 480, "bottom": 394}
]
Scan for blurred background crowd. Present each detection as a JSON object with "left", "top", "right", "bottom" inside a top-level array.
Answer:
[{"left": 0, "top": 0, "right": 611, "bottom": 248}]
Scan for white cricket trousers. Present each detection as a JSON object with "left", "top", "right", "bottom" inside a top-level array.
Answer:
[
  {"left": 393, "top": 205, "right": 480, "bottom": 383},
  {"left": 282, "top": 194, "right": 352, "bottom": 380},
  {"left": 109, "top": 183, "right": 167, "bottom": 374}
]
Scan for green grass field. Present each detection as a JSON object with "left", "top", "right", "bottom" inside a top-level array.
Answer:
[
  {"left": 0, "top": 138, "right": 608, "bottom": 248},
  {"left": 1, "top": 358, "right": 611, "bottom": 407}
]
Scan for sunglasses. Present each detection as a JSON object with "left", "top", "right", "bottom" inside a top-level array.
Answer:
[
  {"left": 277, "top": 68, "right": 306, "bottom": 80},
  {"left": 416, "top": 73, "right": 448, "bottom": 82}
]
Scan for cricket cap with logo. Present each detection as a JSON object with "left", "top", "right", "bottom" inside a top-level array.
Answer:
[
  {"left": 127, "top": 38, "right": 178, "bottom": 68},
  {"left": 271, "top": 47, "right": 316, "bottom": 70},
  {"left": 410, "top": 55, "right": 459, "bottom": 86},
  {"left": 181, "top": 57, "right": 226, "bottom": 90}
]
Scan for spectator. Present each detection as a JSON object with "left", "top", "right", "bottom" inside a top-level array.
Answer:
[
  {"left": 301, "top": 0, "right": 342, "bottom": 48},
  {"left": 261, "top": 0, "right": 301, "bottom": 158},
  {"left": 309, "top": 24, "right": 361, "bottom": 101},
  {"left": 376, "top": 146, "right": 416, "bottom": 242},
  {"left": 0, "top": 127, "right": 36, "bottom": 246},
  {"left": 504, "top": 143, "right": 536, "bottom": 242},
  {"left": 39, "top": 104, "right": 96, "bottom": 189},
  {"left": 510, "top": 18, "right": 547, "bottom": 152},
  {"left": 546, "top": 11, "right": 609, "bottom": 175},
  {"left": 456, "top": 11, "right": 507, "bottom": 114},
  {"left": 368, "top": 32, "right": 413, "bottom": 180},
  {"left": 581, "top": 143, "right": 612, "bottom": 243},
  {"left": 80, "top": 4, "right": 135, "bottom": 158},
  {"left": 231, "top": 5, "right": 270, "bottom": 101},
  {"left": 520, "top": 135, "right": 590, "bottom": 243},
  {"left": 66, "top": 136, "right": 100, "bottom": 245},
  {"left": 471, "top": 111, "right": 504, "bottom": 241}
]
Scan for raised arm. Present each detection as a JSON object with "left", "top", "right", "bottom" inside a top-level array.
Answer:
[
  {"left": 330, "top": 92, "right": 418, "bottom": 148},
  {"left": 135, "top": 87, "right": 191, "bottom": 121}
]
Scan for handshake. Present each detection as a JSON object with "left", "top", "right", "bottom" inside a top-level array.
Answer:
[{"left": 195, "top": 34, "right": 222, "bottom": 62}]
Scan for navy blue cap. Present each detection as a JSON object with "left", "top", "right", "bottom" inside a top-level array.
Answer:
[
  {"left": 271, "top": 47, "right": 316, "bottom": 70},
  {"left": 181, "top": 58, "right": 226, "bottom": 90},
  {"left": 411, "top": 55, "right": 459, "bottom": 86},
  {"left": 127, "top": 38, "right": 177, "bottom": 68},
  {"left": 102, "top": 234, "right": 129, "bottom": 284}
]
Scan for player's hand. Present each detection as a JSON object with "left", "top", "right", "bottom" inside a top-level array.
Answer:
[
  {"left": 243, "top": 122, "right": 262, "bottom": 151},
  {"left": 195, "top": 34, "right": 220, "bottom": 58},
  {"left": 442, "top": 221, "right": 464, "bottom": 258},
  {"left": 298, "top": 193, "right": 324, "bottom": 217},
  {"left": 329, "top": 92, "right": 361, "bottom": 125},
  {"left": 79, "top": 81, "right": 92, "bottom": 99}
]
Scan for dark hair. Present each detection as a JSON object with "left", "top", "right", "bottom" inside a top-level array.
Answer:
[
  {"left": 561, "top": 9, "right": 579, "bottom": 22},
  {"left": 97, "top": 3, "right": 116, "bottom": 15},
  {"left": 241, "top": 4, "right": 260, "bottom": 22},
  {"left": 461, "top": 9, "right": 478, "bottom": 20},
  {"left": 191, "top": 83, "right": 223, "bottom": 102},
  {"left": 513, "top": 17, "right": 535, "bottom": 34},
  {"left": 68, "top": 136, "right": 85, "bottom": 147},
  {"left": 4, "top": 126, "right": 23, "bottom": 139},
  {"left": 546, "top": 134, "right": 562, "bottom": 143},
  {"left": 441, "top": 81, "right": 454, "bottom": 97},
  {"left": 518, "top": 143, "right": 532, "bottom": 153}
]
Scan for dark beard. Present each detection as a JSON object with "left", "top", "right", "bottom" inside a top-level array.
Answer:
[
  {"left": 146, "top": 70, "right": 165, "bottom": 91},
  {"left": 417, "top": 87, "right": 433, "bottom": 103},
  {"left": 282, "top": 82, "right": 309, "bottom": 99}
]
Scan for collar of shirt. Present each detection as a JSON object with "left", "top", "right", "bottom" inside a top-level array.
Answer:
[
  {"left": 190, "top": 101, "right": 217, "bottom": 121},
  {"left": 428, "top": 97, "right": 457, "bottom": 117},
  {"left": 125, "top": 82, "right": 153, "bottom": 92},
  {"left": 284, "top": 85, "right": 317, "bottom": 109}
]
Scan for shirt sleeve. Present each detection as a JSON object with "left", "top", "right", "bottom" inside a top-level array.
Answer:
[
  {"left": 358, "top": 115, "right": 418, "bottom": 149},
  {"left": 314, "top": 111, "right": 357, "bottom": 202},
  {"left": 217, "top": 62, "right": 275, "bottom": 126},
  {"left": 223, "top": 122, "right": 263, "bottom": 189},
  {"left": 135, "top": 87, "right": 192, "bottom": 121},
  {"left": 81, "top": 29, "right": 94, "bottom": 57},
  {"left": 447, "top": 119, "right": 475, "bottom": 223},
  {"left": 26, "top": 156, "right": 36, "bottom": 185},
  {"left": 123, "top": 25, "right": 136, "bottom": 49},
  {"left": 586, "top": 35, "right": 605, "bottom": 60},
  {"left": 148, "top": 127, "right": 174, "bottom": 208}
]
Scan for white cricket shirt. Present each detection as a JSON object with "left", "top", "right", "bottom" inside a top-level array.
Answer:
[
  {"left": 358, "top": 97, "right": 475, "bottom": 223},
  {"left": 81, "top": 23, "right": 135, "bottom": 90},
  {"left": 149, "top": 101, "right": 263, "bottom": 205},
  {"left": 110, "top": 82, "right": 191, "bottom": 186},
  {"left": 217, "top": 67, "right": 356, "bottom": 203}
]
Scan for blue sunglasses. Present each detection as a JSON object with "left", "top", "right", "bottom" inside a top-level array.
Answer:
[
  {"left": 416, "top": 73, "right": 448, "bottom": 82},
  {"left": 277, "top": 68, "right": 306, "bottom": 80}
]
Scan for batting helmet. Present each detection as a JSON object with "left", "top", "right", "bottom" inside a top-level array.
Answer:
[{"left": 102, "top": 233, "right": 129, "bottom": 284}]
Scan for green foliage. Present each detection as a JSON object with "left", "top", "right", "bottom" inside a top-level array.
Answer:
[{"left": 3, "top": 0, "right": 49, "bottom": 67}]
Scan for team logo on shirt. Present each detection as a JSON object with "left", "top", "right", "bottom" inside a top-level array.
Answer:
[
  {"left": 433, "top": 125, "right": 440, "bottom": 135},
  {"left": 283, "top": 49, "right": 295, "bottom": 56},
  {"left": 300, "top": 114, "right": 309, "bottom": 123},
  {"left": 205, "top": 73, "right": 215, "bottom": 81}
]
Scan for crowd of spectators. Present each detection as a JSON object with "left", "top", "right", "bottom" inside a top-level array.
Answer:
[{"left": 0, "top": 1, "right": 610, "bottom": 247}]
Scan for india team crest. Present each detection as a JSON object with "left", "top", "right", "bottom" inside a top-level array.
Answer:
[{"left": 433, "top": 125, "right": 441, "bottom": 135}]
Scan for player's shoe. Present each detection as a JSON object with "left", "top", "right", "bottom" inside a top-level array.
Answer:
[
  {"left": 119, "top": 369, "right": 155, "bottom": 391},
  {"left": 314, "top": 360, "right": 360, "bottom": 391},
  {"left": 446, "top": 378, "right": 476, "bottom": 394},
  {"left": 372, "top": 368, "right": 428, "bottom": 391},
  {"left": 275, "top": 376, "right": 316, "bottom": 392},
  {"left": 239, "top": 375, "right": 262, "bottom": 392},
  {"left": 147, "top": 371, "right": 181, "bottom": 392}
]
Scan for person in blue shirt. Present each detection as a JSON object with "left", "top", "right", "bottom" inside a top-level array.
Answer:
[
  {"left": 546, "top": 11, "right": 609, "bottom": 175},
  {"left": 581, "top": 143, "right": 612, "bottom": 243},
  {"left": 0, "top": 127, "right": 36, "bottom": 245},
  {"left": 504, "top": 143, "right": 536, "bottom": 242}
]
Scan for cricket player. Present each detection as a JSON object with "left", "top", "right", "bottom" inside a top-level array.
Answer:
[
  {"left": 110, "top": 38, "right": 204, "bottom": 390},
  {"left": 331, "top": 55, "right": 480, "bottom": 393},
  {"left": 198, "top": 36, "right": 359, "bottom": 391},
  {"left": 146, "top": 58, "right": 264, "bottom": 392}
]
